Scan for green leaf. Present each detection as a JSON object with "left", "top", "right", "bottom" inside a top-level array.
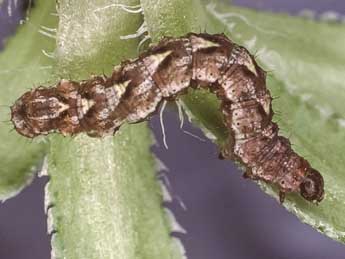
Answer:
[
  {"left": 140, "top": 0, "right": 345, "bottom": 242},
  {"left": 47, "top": 0, "right": 183, "bottom": 258},
  {"left": 208, "top": 3, "right": 345, "bottom": 242},
  {"left": 0, "top": 0, "right": 56, "bottom": 200}
]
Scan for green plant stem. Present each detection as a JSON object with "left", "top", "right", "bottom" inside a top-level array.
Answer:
[{"left": 47, "top": 0, "right": 184, "bottom": 258}]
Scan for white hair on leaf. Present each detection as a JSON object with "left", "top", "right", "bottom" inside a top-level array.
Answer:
[
  {"left": 120, "top": 21, "right": 148, "bottom": 40},
  {"left": 94, "top": 3, "right": 142, "bottom": 14}
]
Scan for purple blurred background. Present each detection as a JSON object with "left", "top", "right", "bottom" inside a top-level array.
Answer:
[{"left": 1, "top": 1, "right": 345, "bottom": 258}]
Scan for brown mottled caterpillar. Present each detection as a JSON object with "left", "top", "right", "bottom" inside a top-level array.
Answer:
[{"left": 10, "top": 33, "right": 324, "bottom": 203}]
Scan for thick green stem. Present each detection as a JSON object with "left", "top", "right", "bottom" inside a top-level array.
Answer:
[{"left": 46, "top": 1, "right": 184, "bottom": 258}]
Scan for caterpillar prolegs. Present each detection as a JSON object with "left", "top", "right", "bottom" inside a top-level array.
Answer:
[{"left": 10, "top": 33, "right": 324, "bottom": 203}]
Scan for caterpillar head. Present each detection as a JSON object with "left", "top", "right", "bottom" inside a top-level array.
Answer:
[
  {"left": 300, "top": 168, "right": 324, "bottom": 203},
  {"left": 10, "top": 87, "right": 70, "bottom": 138}
]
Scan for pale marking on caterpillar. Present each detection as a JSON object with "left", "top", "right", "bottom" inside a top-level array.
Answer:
[
  {"left": 80, "top": 98, "right": 95, "bottom": 115},
  {"left": 10, "top": 32, "right": 324, "bottom": 203}
]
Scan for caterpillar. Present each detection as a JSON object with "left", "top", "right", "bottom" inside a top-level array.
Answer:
[{"left": 10, "top": 33, "right": 324, "bottom": 203}]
